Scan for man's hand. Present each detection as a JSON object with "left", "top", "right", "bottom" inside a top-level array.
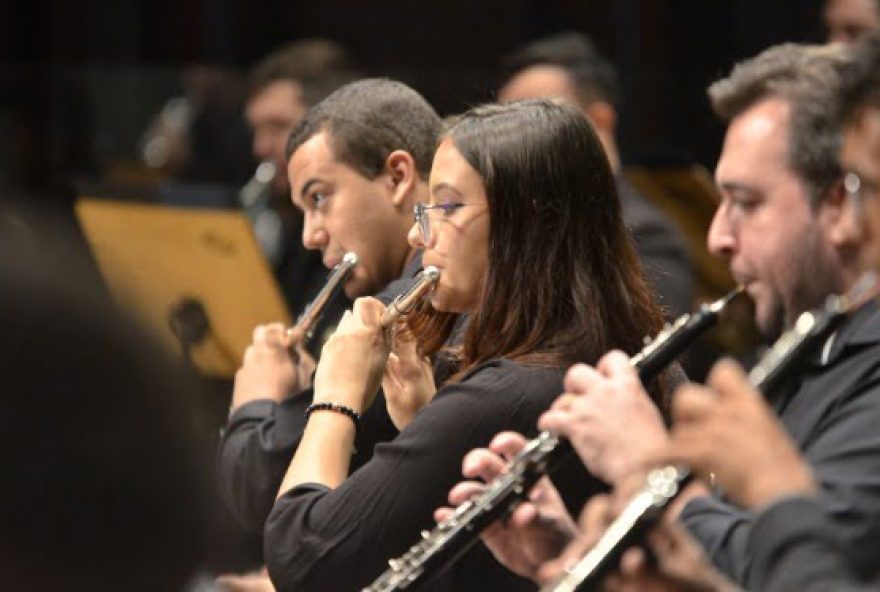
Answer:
[
  {"left": 659, "top": 359, "right": 816, "bottom": 509},
  {"left": 231, "top": 323, "right": 302, "bottom": 413},
  {"left": 539, "top": 352, "right": 669, "bottom": 485},
  {"left": 434, "top": 431, "right": 578, "bottom": 583}
]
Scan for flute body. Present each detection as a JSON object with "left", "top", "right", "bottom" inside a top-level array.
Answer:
[{"left": 286, "top": 252, "right": 358, "bottom": 345}]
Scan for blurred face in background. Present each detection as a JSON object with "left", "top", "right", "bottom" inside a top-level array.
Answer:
[
  {"left": 246, "top": 80, "right": 308, "bottom": 194},
  {"left": 498, "top": 65, "right": 581, "bottom": 106},
  {"left": 825, "top": 0, "right": 880, "bottom": 44},
  {"left": 842, "top": 108, "right": 880, "bottom": 269}
]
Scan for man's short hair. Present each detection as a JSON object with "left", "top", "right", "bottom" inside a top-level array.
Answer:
[
  {"left": 837, "top": 32, "right": 880, "bottom": 126},
  {"left": 247, "top": 38, "right": 360, "bottom": 108},
  {"left": 708, "top": 43, "right": 851, "bottom": 206},
  {"left": 499, "top": 31, "right": 620, "bottom": 108},
  {"left": 285, "top": 78, "right": 442, "bottom": 180}
]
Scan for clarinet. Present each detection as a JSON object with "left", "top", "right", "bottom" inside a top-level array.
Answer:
[
  {"left": 362, "top": 287, "right": 743, "bottom": 592},
  {"left": 545, "top": 272, "right": 880, "bottom": 592},
  {"left": 285, "top": 252, "right": 358, "bottom": 352}
]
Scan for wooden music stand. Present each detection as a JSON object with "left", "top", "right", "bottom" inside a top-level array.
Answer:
[{"left": 75, "top": 198, "right": 291, "bottom": 378}]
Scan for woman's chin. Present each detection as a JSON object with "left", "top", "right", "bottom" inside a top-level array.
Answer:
[
  {"left": 429, "top": 293, "right": 450, "bottom": 313},
  {"left": 430, "top": 290, "right": 472, "bottom": 315}
]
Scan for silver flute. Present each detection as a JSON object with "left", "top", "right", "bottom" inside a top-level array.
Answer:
[
  {"left": 362, "top": 287, "right": 743, "bottom": 592},
  {"left": 379, "top": 266, "right": 441, "bottom": 329},
  {"left": 545, "top": 271, "right": 879, "bottom": 592},
  {"left": 286, "top": 252, "right": 358, "bottom": 348}
]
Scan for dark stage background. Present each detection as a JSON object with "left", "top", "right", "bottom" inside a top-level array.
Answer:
[{"left": 1, "top": 0, "right": 826, "bottom": 203}]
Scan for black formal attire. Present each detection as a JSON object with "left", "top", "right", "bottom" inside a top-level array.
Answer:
[
  {"left": 617, "top": 177, "right": 692, "bottom": 319},
  {"left": 681, "top": 302, "right": 880, "bottom": 585},
  {"left": 748, "top": 495, "right": 875, "bottom": 592},
  {"left": 218, "top": 254, "right": 422, "bottom": 532},
  {"left": 263, "top": 359, "right": 603, "bottom": 592}
]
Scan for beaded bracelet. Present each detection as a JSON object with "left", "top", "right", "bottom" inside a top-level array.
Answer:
[{"left": 304, "top": 402, "right": 361, "bottom": 435}]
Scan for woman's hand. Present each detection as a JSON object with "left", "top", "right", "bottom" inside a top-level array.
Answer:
[
  {"left": 382, "top": 326, "right": 436, "bottom": 429},
  {"left": 313, "top": 297, "right": 390, "bottom": 414},
  {"left": 231, "top": 323, "right": 310, "bottom": 413}
]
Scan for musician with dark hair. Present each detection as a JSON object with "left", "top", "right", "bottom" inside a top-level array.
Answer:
[
  {"left": 261, "top": 100, "right": 673, "bottom": 591},
  {"left": 219, "top": 79, "right": 443, "bottom": 534}
]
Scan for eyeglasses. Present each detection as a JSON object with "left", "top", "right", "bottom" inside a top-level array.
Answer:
[{"left": 413, "top": 202, "right": 469, "bottom": 243}]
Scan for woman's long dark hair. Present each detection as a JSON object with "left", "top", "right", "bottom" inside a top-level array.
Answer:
[{"left": 409, "top": 100, "right": 666, "bottom": 398}]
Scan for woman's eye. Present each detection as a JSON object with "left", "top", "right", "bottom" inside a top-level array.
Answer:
[
  {"left": 441, "top": 203, "right": 462, "bottom": 216},
  {"left": 312, "top": 192, "right": 328, "bottom": 208}
]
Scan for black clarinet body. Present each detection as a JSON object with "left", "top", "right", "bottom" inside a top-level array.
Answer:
[{"left": 546, "top": 273, "right": 878, "bottom": 592}]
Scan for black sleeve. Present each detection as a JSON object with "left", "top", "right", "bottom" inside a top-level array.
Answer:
[
  {"left": 217, "top": 390, "right": 398, "bottom": 532},
  {"left": 681, "top": 377, "right": 880, "bottom": 584},
  {"left": 749, "top": 496, "right": 873, "bottom": 592},
  {"left": 263, "top": 361, "right": 598, "bottom": 592}
]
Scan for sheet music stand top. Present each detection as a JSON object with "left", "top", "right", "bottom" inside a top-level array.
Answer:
[{"left": 76, "top": 198, "right": 291, "bottom": 377}]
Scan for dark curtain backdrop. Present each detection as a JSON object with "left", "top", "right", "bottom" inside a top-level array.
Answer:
[{"left": 0, "top": 0, "right": 826, "bottom": 200}]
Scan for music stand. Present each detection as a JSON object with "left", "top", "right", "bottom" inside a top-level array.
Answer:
[{"left": 75, "top": 198, "right": 292, "bottom": 378}]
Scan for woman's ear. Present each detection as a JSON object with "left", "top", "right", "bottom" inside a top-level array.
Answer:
[{"left": 385, "top": 150, "right": 418, "bottom": 208}]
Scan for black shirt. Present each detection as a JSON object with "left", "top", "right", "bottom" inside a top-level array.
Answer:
[
  {"left": 263, "top": 359, "right": 602, "bottom": 592},
  {"left": 749, "top": 496, "right": 875, "bottom": 592},
  {"left": 681, "top": 301, "right": 880, "bottom": 585}
]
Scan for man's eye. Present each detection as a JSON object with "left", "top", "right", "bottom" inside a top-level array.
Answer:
[
  {"left": 311, "top": 192, "right": 328, "bottom": 208},
  {"left": 730, "top": 196, "right": 759, "bottom": 213}
]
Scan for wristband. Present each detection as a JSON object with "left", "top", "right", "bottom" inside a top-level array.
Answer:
[{"left": 305, "top": 402, "right": 361, "bottom": 435}]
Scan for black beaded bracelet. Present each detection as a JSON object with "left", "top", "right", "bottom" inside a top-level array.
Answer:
[{"left": 304, "top": 402, "right": 361, "bottom": 435}]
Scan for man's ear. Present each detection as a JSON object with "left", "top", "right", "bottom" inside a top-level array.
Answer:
[
  {"left": 385, "top": 150, "right": 419, "bottom": 208},
  {"left": 822, "top": 180, "right": 866, "bottom": 248}
]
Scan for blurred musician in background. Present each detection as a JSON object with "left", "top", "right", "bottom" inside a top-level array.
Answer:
[
  {"left": 0, "top": 205, "right": 208, "bottom": 592},
  {"left": 825, "top": 0, "right": 880, "bottom": 44}
]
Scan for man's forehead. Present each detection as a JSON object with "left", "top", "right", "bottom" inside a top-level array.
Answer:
[
  {"left": 499, "top": 65, "right": 579, "bottom": 104},
  {"left": 289, "top": 133, "right": 339, "bottom": 183}
]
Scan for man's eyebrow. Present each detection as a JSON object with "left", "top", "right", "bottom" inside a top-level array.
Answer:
[
  {"left": 718, "top": 181, "right": 759, "bottom": 196},
  {"left": 300, "top": 178, "right": 323, "bottom": 199}
]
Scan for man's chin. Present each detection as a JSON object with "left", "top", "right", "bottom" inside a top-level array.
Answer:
[
  {"left": 754, "top": 304, "right": 786, "bottom": 344},
  {"left": 343, "top": 276, "right": 374, "bottom": 301}
]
